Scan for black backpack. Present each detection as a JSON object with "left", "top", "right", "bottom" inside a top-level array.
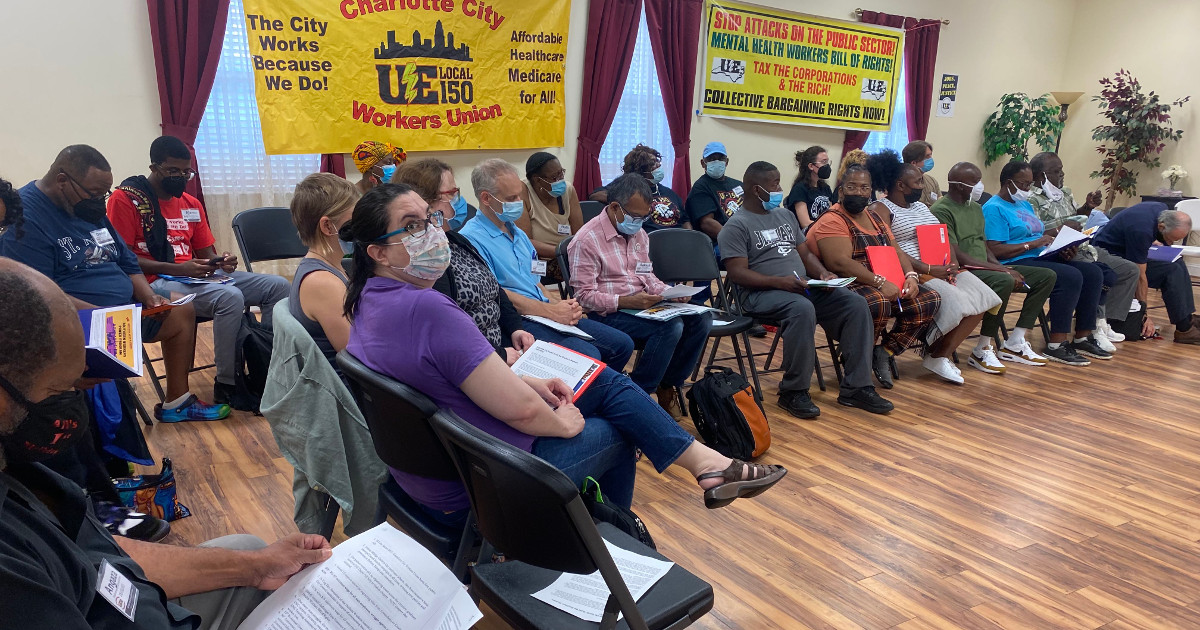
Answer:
[
  {"left": 686, "top": 367, "right": 772, "bottom": 461},
  {"left": 580, "top": 477, "right": 654, "bottom": 549},
  {"left": 229, "top": 312, "right": 273, "bottom": 413},
  {"left": 1109, "top": 302, "right": 1148, "bottom": 341}
]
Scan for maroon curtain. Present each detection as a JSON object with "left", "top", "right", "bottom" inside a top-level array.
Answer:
[
  {"left": 902, "top": 18, "right": 941, "bottom": 141},
  {"left": 645, "top": 0, "right": 702, "bottom": 189},
  {"left": 320, "top": 154, "right": 346, "bottom": 178},
  {"left": 842, "top": 11, "right": 904, "bottom": 156},
  {"left": 146, "top": 0, "right": 231, "bottom": 204},
  {"left": 572, "top": 0, "right": 644, "bottom": 195}
]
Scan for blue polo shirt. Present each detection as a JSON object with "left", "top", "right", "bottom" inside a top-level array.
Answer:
[
  {"left": 458, "top": 214, "right": 547, "bottom": 302},
  {"left": 982, "top": 195, "right": 1046, "bottom": 264},
  {"left": 1092, "top": 201, "right": 1169, "bottom": 265},
  {"left": 0, "top": 182, "right": 142, "bottom": 307}
]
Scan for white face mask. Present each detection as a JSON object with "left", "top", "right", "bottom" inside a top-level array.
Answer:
[
  {"left": 1041, "top": 175, "right": 1064, "bottom": 202},
  {"left": 949, "top": 180, "right": 984, "bottom": 203},
  {"left": 1008, "top": 182, "right": 1032, "bottom": 203}
]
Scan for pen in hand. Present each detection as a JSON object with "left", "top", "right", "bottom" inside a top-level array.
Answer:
[{"left": 793, "top": 271, "right": 810, "bottom": 296}]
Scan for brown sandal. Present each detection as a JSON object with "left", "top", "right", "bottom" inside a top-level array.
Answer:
[{"left": 697, "top": 459, "right": 787, "bottom": 509}]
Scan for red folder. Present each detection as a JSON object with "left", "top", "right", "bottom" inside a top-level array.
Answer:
[
  {"left": 915, "top": 223, "right": 952, "bottom": 265},
  {"left": 865, "top": 245, "right": 905, "bottom": 288}
]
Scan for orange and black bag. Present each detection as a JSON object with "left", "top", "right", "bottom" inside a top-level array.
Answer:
[{"left": 686, "top": 367, "right": 771, "bottom": 459}]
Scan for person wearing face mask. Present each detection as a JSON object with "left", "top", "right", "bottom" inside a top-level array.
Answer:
[
  {"left": 0, "top": 145, "right": 227, "bottom": 422},
  {"left": 566, "top": 174, "right": 711, "bottom": 416},
  {"left": 342, "top": 184, "right": 786, "bottom": 523},
  {"left": 460, "top": 159, "right": 634, "bottom": 369},
  {"left": 865, "top": 151, "right": 1002, "bottom": 385},
  {"left": 807, "top": 161, "right": 942, "bottom": 389},
  {"left": 902, "top": 140, "right": 940, "bottom": 206},
  {"left": 686, "top": 141, "right": 744, "bottom": 244},
  {"left": 107, "top": 136, "right": 290, "bottom": 410},
  {"left": 785, "top": 145, "right": 834, "bottom": 229},
  {"left": 983, "top": 161, "right": 1110, "bottom": 366},
  {"left": 517, "top": 152, "right": 583, "bottom": 284},
  {"left": 1029, "top": 152, "right": 1138, "bottom": 350},
  {"left": 929, "top": 162, "right": 1057, "bottom": 375},
  {"left": 589, "top": 145, "right": 690, "bottom": 231},
  {"left": 352, "top": 140, "right": 407, "bottom": 194},
  {"left": 720, "top": 161, "right": 893, "bottom": 418}
]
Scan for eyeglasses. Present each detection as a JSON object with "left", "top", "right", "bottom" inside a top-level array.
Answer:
[
  {"left": 62, "top": 171, "right": 110, "bottom": 202},
  {"left": 155, "top": 164, "right": 198, "bottom": 180},
  {"left": 375, "top": 210, "right": 445, "bottom": 243},
  {"left": 438, "top": 187, "right": 461, "bottom": 200},
  {"left": 539, "top": 169, "right": 566, "bottom": 183}
]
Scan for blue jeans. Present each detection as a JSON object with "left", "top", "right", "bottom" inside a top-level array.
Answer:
[
  {"left": 532, "top": 367, "right": 695, "bottom": 508},
  {"left": 1017, "top": 258, "right": 1103, "bottom": 334},
  {"left": 522, "top": 318, "right": 634, "bottom": 372},
  {"left": 590, "top": 311, "right": 712, "bottom": 392}
]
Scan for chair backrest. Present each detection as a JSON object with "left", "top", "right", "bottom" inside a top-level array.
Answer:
[
  {"left": 555, "top": 236, "right": 574, "bottom": 297},
  {"left": 232, "top": 207, "right": 309, "bottom": 272},
  {"left": 647, "top": 228, "right": 720, "bottom": 283},
  {"left": 336, "top": 351, "right": 460, "bottom": 481},
  {"left": 580, "top": 200, "right": 605, "bottom": 223}
]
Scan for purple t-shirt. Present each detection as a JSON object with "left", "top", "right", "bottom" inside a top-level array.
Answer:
[{"left": 346, "top": 276, "right": 536, "bottom": 510}]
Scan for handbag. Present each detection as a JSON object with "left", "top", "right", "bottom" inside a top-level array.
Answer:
[
  {"left": 113, "top": 458, "right": 192, "bottom": 521},
  {"left": 580, "top": 477, "right": 655, "bottom": 549}
]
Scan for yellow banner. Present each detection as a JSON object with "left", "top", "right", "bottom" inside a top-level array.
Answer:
[
  {"left": 240, "top": 0, "right": 571, "bottom": 154},
  {"left": 700, "top": 1, "right": 903, "bottom": 131}
]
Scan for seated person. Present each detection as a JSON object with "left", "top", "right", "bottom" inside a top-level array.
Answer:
[
  {"left": 568, "top": 173, "right": 712, "bottom": 416},
  {"left": 0, "top": 258, "right": 332, "bottom": 629},
  {"left": 1029, "top": 151, "right": 1138, "bottom": 350},
  {"left": 352, "top": 140, "right": 406, "bottom": 194},
  {"left": 1092, "top": 202, "right": 1199, "bottom": 344},
  {"left": 686, "top": 141, "right": 744, "bottom": 245},
  {"left": 0, "top": 145, "right": 227, "bottom": 421},
  {"left": 864, "top": 151, "right": 1002, "bottom": 384},
  {"left": 459, "top": 159, "right": 633, "bottom": 369},
  {"left": 393, "top": 158, "right": 534, "bottom": 362},
  {"left": 931, "top": 162, "right": 1057, "bottom": 375},
  {"left": 785, "top": 145, "right": 833, "bottom": 229},
  {"left": 718, "top": 161, "right": 893, "bottom": 418},
  {"left": 1, "top": 177, "right": 25, "bottom": 236},
  {"left": 983, "top": 161, "right": 1110, "bottom": 365},
  {"left": 287, "top": 173, "right": 360, "bottom": 373},
  {"left": 833, "top": 148, "right": 872, "bottom": 205},
  {"left": 589, "top": 144, "right": 690, "bottom": 231},
  {"left": 806, "top": 162, "right": 942, "bottom": 389},
  {"left": 107, "top": 136, "right": 289, "bottom": 404},
  {"left": 902, "top": 140, "right": 940, "bottom": 206},
  {"left": 341, "top": 183, "right": 787, "bottom": 520},
  {"left": 516, "top": 152, "right": 582, "bottom": 284}
]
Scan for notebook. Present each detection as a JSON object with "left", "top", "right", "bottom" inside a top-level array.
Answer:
[
  {"left": 915, "top": 224, "right": 952, "bottom": 266},
  {"left": 865, "top": 245, "right": 905, "bottom": 288},
  {"left": 1147, "top": 245, "right": 1184, "bottom": 263}
]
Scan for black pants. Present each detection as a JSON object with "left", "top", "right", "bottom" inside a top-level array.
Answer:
[{"left": 1147, "top": 259, "right": 1195, "bottom": 325}]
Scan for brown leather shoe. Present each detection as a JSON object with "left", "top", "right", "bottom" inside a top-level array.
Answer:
[
  {"left": 656, "top": 385, "right": 684, "bottom": 418},
  {"left": 1173, "top": 324, "right": 1200, "bottom": 345}
]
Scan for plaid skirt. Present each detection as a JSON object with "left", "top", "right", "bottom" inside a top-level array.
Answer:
[{"left": 849, "top": 283, "right": 941, "bottom": 355}]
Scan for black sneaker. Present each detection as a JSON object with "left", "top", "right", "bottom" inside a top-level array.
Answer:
[
  {"left": 779, "top": 390, "right": 820, "bottom": 419},
  {"left": 749, "top": 325, "right": 768, "bottom": 338},
  {"left": 1043, "top": 344, "right": 1090, "bottom": 366},
  {"left": 213, "top": 381, "right": 237, "bottom": 405},
  {"left": 1072, "top": 336, "right": 1113, "bottom": 360},
  {"left": 872, "top": 344, "right": 894, "bottom": 389},
  {"left": 837, "top": 386, "right": 894, "bottom": 414},
  {"left": 94, "top": 501, "right": 171, "bottom": 542}
]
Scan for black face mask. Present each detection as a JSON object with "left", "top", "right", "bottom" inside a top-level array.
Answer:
[
  {"left": 73, "top": 197, "right": 108, "bottom": 225},
  {"left": 161, "top": 176, "right": 188, "bottom": 198},
  {"left": 903, "top": 189, "right": 924, "bottom": 205},
  {"left": 0, "top": 374, "right": 90, "bottom": 464},
  {"left": 817, "top": 164, "right": 832, "bottom": 180},
  {"left": 843, "top": 195, "right": 870, "bottom": 214}
]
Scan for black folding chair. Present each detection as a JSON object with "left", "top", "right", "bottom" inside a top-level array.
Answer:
[
  {"left": 336, "top": 351, "right": 477, "bottom": 581},
  {"left": 580, "top": 200, "right": 605, "bottom": 224},
  {"left": 555, "top": 236, "right": 574, "bottom": 299},
  {"left": 430, "top": 410, "right": 714, "bottom": 630},
  {"left": 231, "top": 207, "right": 309, "bottom": 272}
]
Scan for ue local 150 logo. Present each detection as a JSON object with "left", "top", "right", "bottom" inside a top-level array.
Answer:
[{"left": 374, "top": 20, "right": 475, "bottom": 105}]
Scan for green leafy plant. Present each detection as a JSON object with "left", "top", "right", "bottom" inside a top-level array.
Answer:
[
  {"left": 981, "top": 93, "right": 1065, "bottom": 166},
  {"left": 1090, "top": 69, "right": 1190, "bottom": 207}
]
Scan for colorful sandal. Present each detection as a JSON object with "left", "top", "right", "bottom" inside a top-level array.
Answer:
[{"left": 697, "top": 459, "right": 787, "bottom": 509}]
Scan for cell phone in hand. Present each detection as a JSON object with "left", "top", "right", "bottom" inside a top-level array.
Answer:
[{"left": 206, "top": 256, "right": 227, "bottom": 266}]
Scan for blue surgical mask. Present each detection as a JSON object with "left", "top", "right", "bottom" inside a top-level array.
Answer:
[
  {"left": 380, "top": 164, "right": 396, "bottom": 182},
  {"left": 650, "top": 167, "right": 665, "bottom": 184},
  {"left": 497, "top": 199, "right": 524, "bottom": 222},
  {"left": 705, "top": 160, "right": 727, "bottom": 179},
  {"left": 449, "top": 194, "right": 468, "bottom": 222},
  {"left": 547, "top": 180, "right": 567, "bottom": 197},
  {"left": 921, "top": 158, "right": 935, "bottom": 173},
  {"left": 759, "top": 187, "right": 784, "bottom": 211},
  {"left": 615, "top": 205, "right": 644, "bottom": 235}
]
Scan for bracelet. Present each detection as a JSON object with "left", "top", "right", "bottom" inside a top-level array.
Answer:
[
  {"left": 873, "top": 274, "right": 885, "bottom": 288},
  {"left": 1023, "top": 242, "right": 1031, "bottom": 251},
  {"left": 905, "top": 271, "right": 919, "bottom": 280}
]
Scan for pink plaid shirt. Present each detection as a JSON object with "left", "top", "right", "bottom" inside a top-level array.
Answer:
[{"left": 567, "top": 213, "right": 668, "bottom": 314}]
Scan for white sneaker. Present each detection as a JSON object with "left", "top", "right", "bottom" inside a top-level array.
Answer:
[
  {"left": 968, "top": 345, "right": 1007, "bottom": 374},
  {"left": 1092, "top": 329, "right": 1117, "bottom": 353},
  {"left": 998, "top": 339, "right": 1049, "bottom": 365},
  {"left": 923, "top": 355, "right": 965, "bottom": 384},
  {"left": 1097, "top": 318, "right": 1125, "bottom": 343}
]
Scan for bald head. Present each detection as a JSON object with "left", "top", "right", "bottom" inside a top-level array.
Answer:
[{"left": 946, "top": 162, "right": 983, "bottom": 204}]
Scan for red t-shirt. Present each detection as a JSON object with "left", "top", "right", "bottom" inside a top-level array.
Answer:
[{"left": 106, "top": 190, "right": 216, "bottom": 282}]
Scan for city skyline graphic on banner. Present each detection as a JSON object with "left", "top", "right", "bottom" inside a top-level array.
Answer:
[{"left": 374, "top": 20, "right": 473, "bottom": 61}]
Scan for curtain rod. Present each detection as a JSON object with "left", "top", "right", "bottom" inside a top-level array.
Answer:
[{"left": 853, "top": 8, "right": 950, "bottom": 26}]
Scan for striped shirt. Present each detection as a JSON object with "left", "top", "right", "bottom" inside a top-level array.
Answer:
[
  {"left": 567, "top": 212, "right": 668, "bottom": 314},
  {"left": 879, "top": 197, "right": 938, "bottom": 260}
]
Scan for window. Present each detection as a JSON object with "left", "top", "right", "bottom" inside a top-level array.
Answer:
[
  {"left": 195, "top": 0, "right": 320, "bottom": 195},
  {"left": 597, "top": 8, "right": 674, "bottom": 190},
  {"left": 862, "top": 66, "right": 909, "bottom": 156}
]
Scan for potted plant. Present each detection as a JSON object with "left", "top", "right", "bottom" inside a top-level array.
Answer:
[
  {"left": 1090, "top": 69, "right": 1190, "bottom": 208},
  {"left": 1161, "top": 164, "right": 1188, "bottom": 196},
  {"left": 981, "top": 93, "right": 1064, "bottom": 166}
]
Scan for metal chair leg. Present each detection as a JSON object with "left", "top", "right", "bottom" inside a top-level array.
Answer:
[
  {"left": 736, "top": 331, "right": 764, "bottom": 404},
  {"left": 813, "top": 347, "right": 826, "bottom": 392},
  {"left": 763, "top": 329, "right": 782, "bottom": 371},
  {"left": 133, "top": 391, "right": 154, "bottom": 426},
  {"left": 142, "top": 347, "right": 166, "bottom": 403}
]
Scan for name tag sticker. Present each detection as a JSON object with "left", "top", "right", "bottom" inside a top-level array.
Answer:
[
  {"left": 96, "top": 560, "right": 138, "bottom": 622},
  {"left": 635, "top": 262, "right": 653, "bottom": 274},
  {"left": 181, "top": 208, "right": 202, "bottom": 222},
  {"left": 532, "top": 260, "right": 548, "bottom": 275},
  {"left": 732, "top": 186, "right": 744, "bottom": 197},
  {"left": 556, "top": 224, "right": 571, "bottom": 235},
  {"left": 90, "top": 229, "right": 115, "bottom": 247}
]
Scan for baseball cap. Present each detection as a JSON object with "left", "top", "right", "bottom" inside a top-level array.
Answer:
[{"left": 702, "top": 142, "right": 728, "bottom": 159}]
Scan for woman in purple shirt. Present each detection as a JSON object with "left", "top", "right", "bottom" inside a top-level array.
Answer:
[{"left": 341, "top": 184, "right": 786, "bottom": 520}]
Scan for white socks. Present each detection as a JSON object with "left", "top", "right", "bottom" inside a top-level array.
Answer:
[
  {"left": 975, "top": 336, "right": 995, "bottom": 352},
  {"left": 163, "top": 393, "right": 192, "bottom": 409}
]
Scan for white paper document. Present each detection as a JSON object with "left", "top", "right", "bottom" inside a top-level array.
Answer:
[
  {"left": 659, "top": 284, "right": 706, "bottom": 300},
  {"left": 236, "top": 523, "right": 481, "bottom": 630},
  {"left": 510, "top": 340, "right": 604, "bottom": 399},
  {"left": 625, "top": 302, "right": 714, "bottom": 321},
  {"left": 531, "top": 540, "right": 674, "bottom": 622},
  {"left": 805, "top": 277, "right": 855, "bottom": 288},
  {"left": 522, "top": 315, "right": 595, "bottom": 340},
  {"left": 1038, "top": 225, "right": 1090, "bottom": 258}
]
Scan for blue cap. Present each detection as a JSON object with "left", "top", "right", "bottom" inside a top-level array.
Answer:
[{"left": 702, "top": 142, "right": 728, "bottom": 159}]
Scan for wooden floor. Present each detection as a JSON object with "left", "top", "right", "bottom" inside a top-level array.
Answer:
[{"left": 134, "top": 290, "right": 1200, "bottom": 629}]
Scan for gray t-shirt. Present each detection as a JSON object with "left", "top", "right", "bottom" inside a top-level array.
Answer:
[{"left": 717, "top": 207, "right": 809, "bottom": 280}]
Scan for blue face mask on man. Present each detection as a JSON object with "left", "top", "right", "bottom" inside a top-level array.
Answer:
[
  {"left": 495, "top": 197, "right": 524, "bottom": 222},
  {"left": 921, "top": 158, "right": 935, "bottom": 173},
  {"left": 758, "top": 186, "right": 784, "bottom": 211},
  {"left": 614, "top": 204, "right": 644, "bottom": 235},
  {"left": 380, "top": 164, "right": 396, "bottom": 182},
  {"left": 705, "top": 160, "right": 727, "bottom": 179}
]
